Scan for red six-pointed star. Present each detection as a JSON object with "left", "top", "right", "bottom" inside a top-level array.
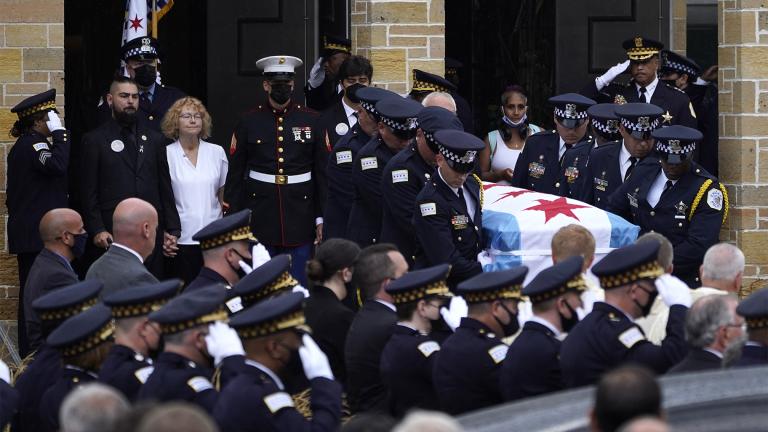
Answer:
[
  {"left": 129, "top": 15, "right": 144, "bottom": 31},
  {"left": 523, "top": 197, "right": 590, "bottom": 223}
]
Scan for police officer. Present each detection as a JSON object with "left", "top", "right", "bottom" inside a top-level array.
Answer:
[
  {"left": 137, "top": 286, "right": 245, "bottom": 412},
  {"left": 501, "top": 256, "right": 585, "bottom": 401},
  {"left": 660, "top": 49, "right": 719, "bottom": 176},
  {"left": 432, "top": 267, "right": 528, "bottom": 415},
  {"left": 100, "top": 279, "right": 180, "bottom": 401},
  {"left": 409, "top": 69, "right": 473, "bottom": 133},
  {"left": 581, "top": 103, "right": 664, "bottom": 209},
  {"left": 0, "top": 360, "right": 15, "bottom": 431},
  {"left": 608, "top": 125, "right": 727, "bottom": 287},
  {"left": 323, "top": 86, "right": 396, "bottom": 240},
  {"left": 583, "top": 36, "right": 696, "bottom": 129},
  {"left": 305, "top": 35, "right": 352, "bottom": 111},
  {"left": 225, "top": 55, "right": 323, "bottom": 286},
  {"left": 380, "top": 264, "right": 452, "bottom": 417},
  {"left": 97, "top": 36, "right": 186, "bottom": 133},
  {"left": 560, "top": 242, "right": 690, "bottom": 388},
  {"left": 12, "top": 280, "right": 101, "bottom": 432},
  {"left": 347, "top": 97, "right": 423, "bottom": 247},
  {"left": 512, "top": 93, "right": 595, "bottom": 196},
  {"left": 7, "top": 89, "right": 70, "bottom": 352},
  {"left": 587, "top": 103, "right": 622, "bottom": 145},
  {"left": 233, "top": 254, "right": 300, "bottom": 309},
  {"left": 413, "top": 129, "right": 486, "bottom": 288},
  {"left": 381, "top": 107, "right": 463, "bottom": 265},
  {"left": 734, "top": 288, "right": 768, "bottom": 367},
  {"left": 40, "top": 304, "right": 115, "bottom": 432}
]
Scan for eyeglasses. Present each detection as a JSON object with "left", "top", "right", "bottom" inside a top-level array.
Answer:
[
  {"left": 180, "top": 113, "right": 202, "bottom": 120},
  {"left": 725, "top": 322, "right": 747, "bottom": 333}
]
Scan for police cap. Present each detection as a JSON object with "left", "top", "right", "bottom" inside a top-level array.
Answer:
[
  {"left": 11, "top": 89, "right": 57, "bottom": 120},
  {"left": 592, "top": 242, "right": 664, "bottom": 289},
  {"left": 410, "top": 69, "right": 457, "bottom": 95},
  {"left": 376, "top": 97, "right": 423, "bottom": 136},
  {"left": 356, "top": 86, "right": 399, "bottom": 117},
  {"left": 736, "top": 288, "right": 768, "bottom": 330},
  {"left": 233, "top": 254, "right": 298, "bottom": 308},
  {"left": 434, "top": 129, "right": 485, "bottom": 173},
  {"left": 652, "top": 125, "right": 703, "bottom": 164},
  {"left": 47, "top": 304, "right": 114, "bottom": 358},
  {"left": 622, "top": 36, "right": 664, "bottom": 61},
  {"left": 614, "top": 103, "right": 664, "bottom": 139},
  {"left": 523, "top": 256, "right": 586, "bottom": 304},
  {"left": 457, "top": 266, "right": 529, "bottom": 304},
  {"left": 549, "top": 93, "right": 596, "bottom": 128},
  {"left": 660, "top": 49, "right": 701, "bottom": 79},
  {"left": 385, "top": 264, "right": 453, "bottom": 305},
  {"left": 149, "top": 285, "right": 228, "bottom": 334},
  {"left": 230, "top": 292, "right": 308, "bottom": 339},
  {"left": 322, "top": 35, "right": 352, "bottom": 59},
  {"left": 32, "top": 280, "right": 101, "bottom": 323},
  {"left": 192, "top": 209, "right": 257, "bottom": 251},
  {"left": 104, "top": 279, "right": 182, "bottom": 319},
  {"left": 121, "top": 36, "right": 160, "bottom": 61},
  {"left": 587, "top": 103, "right": 621, "bottom": 141}
]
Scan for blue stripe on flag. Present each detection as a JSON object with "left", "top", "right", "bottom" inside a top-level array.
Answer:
[
  {"left": 481, "top": 209, "right": 523, "bottom": 272},
  {"left": 606, "top": 211, "right": 640, "bottom": 248}
]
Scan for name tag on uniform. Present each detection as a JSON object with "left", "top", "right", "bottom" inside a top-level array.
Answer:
[
  {"left": 391, "top": 169, "right": 409, "bottom": 183},
  {"left": 451, "top": 214, "right": 469, "bottom": 230},
  {"left": 361, "top": 157, "right": 378, "bottom": 170},
  {"left": 417, "top": 341, "right": 440, "bottom": 358},
  {"left": 336, "top": 150, "right": 352, "bottom": 164},
  {"left": 420, "top": 202, "right": 437, "bottom": 217},
  {"left": 263, "top": 392, "right": 295, "bottom": 413},
  {"left": 564, "top": 166, "right": 579, "bottom": 183},
  {"left": 528, "top": 162, "right": 545, "bottom": 178},
  {"left": 488, "top": 344, "right": 508, "bottom": 364},
  {"left": 594, "top": 177, "right": 608, "bottom": 192},
  {"left": 186, "top": 376, "right": 213, "bottom": 393}
]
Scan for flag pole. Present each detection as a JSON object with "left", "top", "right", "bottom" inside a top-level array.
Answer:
[{"left": 152, "top": 0, "right": 158, "bottom": 38}]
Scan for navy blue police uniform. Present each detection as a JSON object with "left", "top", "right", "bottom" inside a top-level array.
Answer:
[
  {"left": 304, "top": 35, "right": 350, "bottom": 111},
  {"left": 734, "top": 288, "right": 768, "bottom": 367},
  {"left": 409, "top": 69, "right": 473, "bottom": 133},
  {"left": 380, "top": 264, "right": 452, "bottom": 417},
  {"left": 0, "top": 378, "right": 17, "bottom": 430},
  {"left": 413, "top": 129, "right": 486, "bottom": 288},
  {"left": 213, "top": 292, "right": 343, "bottom": 432},
  {"left": 12, "top": 280, "right": 101, "bottom": 432},
  {"left": 346, "top": 97, "right": 423, "bottom": 247},
  {"left": 39, "top": 304, "right": 114, "bottom": 432},
  {"left": 580, "top": 103, "right": 664, "bottom": 209},
  {"left": 381, "top": 107, "right": 463, "bottom": 265},
  {"left": 100, "top": 279, "right": 181, "bottom": 401},
  {"left": 324, "top": 86, "right": 396, "bottom": 240},
  {"left": 560, "top": 242, "right": 688, "bottom": 388},
  {"left": 501, "top": 256, "right": 586, "bottom": 401},
  {"left": 432, "top": 267, "right": 528, "bottom": 415},
  {"left": 137, "top": 286, "right": 231, "bottom": 413},
  {"left": 607, "top": 126, "right": 727, "bottom": 287},
  {"left": 512, "top": 93, "right": 596, "bottom": 196}
]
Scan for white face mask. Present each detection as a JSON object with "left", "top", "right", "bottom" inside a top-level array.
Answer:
[{"left": 501, "top": 106, "right": 528, "bottom": 128}]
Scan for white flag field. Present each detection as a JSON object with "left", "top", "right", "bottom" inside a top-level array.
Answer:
[{"left": 480, "top": 183, "right": 640, "bottom": 284}]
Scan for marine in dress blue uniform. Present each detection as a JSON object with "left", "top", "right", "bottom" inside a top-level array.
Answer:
[
  {"left": 409, "top": 69, "right": 473, "bottom": 133},
  {"left": 323, "top": 86, "right": 395, "bottom": 240},
  {"left": 433, "top": 267, "right": 528, "bottom": 415},
  {"left": 213, "top": 292, "right": 343, "bottom": 432},
  {"left": 381, "top": 107, "right": 463, "bottom": 265},
  {"left": 588, "top": 103, "right": 622, "bottom": 145},
  {"left": 12, "top": 280, "right": 101, "bottom": 432},
  {"left": 734, "top": 288, "right": 768, "bottom": 367},
  {"left": 137, "top": 286, "right": 231, "bottom": 413},
  {"left": 607, "top": 126, "right": 728, "bottom": 287},
  {"left": 560, "top": 242, "right": 688, "bottom": 388},
  {"left": 380, "top": 264, "right": 452, "bottom": 417},
  {"left": 581, "top": 103, "right": 664, "bottom": 209},
  {"left": 100, "top": 279, "right": 181, "bottom": 401},
  {"left": 501, "top": 256, "right": 586, "bottom": 401},
  {"left": 224, "top": 56, "right": 323, "bottom": 286},
  {"left": 511, "top": 93, "right": 595, "bottom": 196},
  {"left": 413, "top": 129, "right": 486, "bottom": 288},
  {"left": 39, "top": 304, "right": 115, "bottom": 432},
  {"left": 346, "top": 97, "right": 423, "bottom": 247}
]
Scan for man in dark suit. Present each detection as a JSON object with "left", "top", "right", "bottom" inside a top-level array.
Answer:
[
  {"left": 23, "top": 208, "right": 83, "bottom": 354},
  {"left": 305, "top": 35, "right": 351, "bottom": 111},
  {"left": 734, "top": 288, "right": 768, "bottom": 367},
  {"left": 501, "top": 257, "right": 585, "bottom": 402},
  {"left": 86, "top": 198, "right": 161, "bottom": 297},
  {"left": 316, "top": 56, "right": 372, "bottom": 153},
  {"left": 344, "top": 244, "right": 408, "bottom": 414},
  {"left": 670, "top": 294, "right": 744, "bottom": 373},
  {"left": 81, "top": 76, "right": 180, "bottom": 278}
]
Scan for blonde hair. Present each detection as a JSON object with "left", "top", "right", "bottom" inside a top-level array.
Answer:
[
  {"left": 551, "top": 224, "right": 596, "bottom": 263},
  {"left": 161, "top": 96, "right": 213, "bottom": 140}
]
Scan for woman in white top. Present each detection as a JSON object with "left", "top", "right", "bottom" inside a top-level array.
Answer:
[
  {"left": 161, "top": 96, "right": 228, "bottom": 284},
  {"left": 479, "top": 85, "right": 542, "bottom": 185}
]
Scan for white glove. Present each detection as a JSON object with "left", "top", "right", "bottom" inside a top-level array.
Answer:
[
  {"left": 251, "top": 243, "right": 271, "bottom": 268},
  {"left": 654, "top": 274, "right": 692, "bottom": 308},
  {"left": 299, "top": 334, "right": 334, "bottom": 380},
  {"left": 46, "top": 111, "right": 65, "bottom": 132},
  {"left": 595, "top": 60, "right": 630, "bottom": 90},
  {"left": 0, "top": 359, "right": 10, "bottom": 384},
  {"left": 292, "top": 284, "right": 310, "bottom": 298},
  {"left": 238, "top": 260, "right": 253, "bottom": 275},
  {"left": 440, "top": 296, "right": 468, "bottom": 331},
  {"left": 205, "top": 322, "right": 245, "bottom": 365},
  {"left": 307, "top": 57, "right": 326, "bottom": 88},
  {"left": 477, "top": 250, "right": 494, "bottom": 268}
]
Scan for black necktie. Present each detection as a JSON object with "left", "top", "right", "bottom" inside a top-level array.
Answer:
[
  {"left": 457, "top": 187, "right": 468, "bottom": 214},
  {"left": 660, "top": 180, "right": 674, "bottom": 201},
  {"left": 624, "top": 157, "right": 638, "bottom": 181},
  {"left": 121, "top": 126, "right": 138, "bottom": 163},
  {"left": 639, "top": 87, "right": 648, "bottom": 103}
]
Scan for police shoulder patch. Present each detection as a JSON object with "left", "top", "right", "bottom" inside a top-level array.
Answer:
[
  {"left": 134, "top": 366, "right": 154, "bottom": 384},
  {"left": 618, "top": 326, "right": 645, "bottom": 349},
  {"left": 487, "top": 344, "right": 508, "bottom": 364},
  {"left": 336, "top": 150, "right": 353, "bottom": 164},
  {"left": 707, "top": 188, "right": 723, "bottom": 211},
  {"left": 420, "top": 202, "right": 437, "bottom": 217},
  {"left": 361, "top": 156, "right": 378, "bottom": 170},
  {"left": 32, "top": 142, "right": 50, "bottom": 152},
  {"left": 392, "top": 169, "right": 409, "bottom": 183},
  {"left": 263, "top": 391, "right": 295, "bottom": 413},
  {"left": 417, "top": 341, "right": 440, "bottom": 358},
  {"left": 187, "top": 376, "right": 213, "bottom": 393}
]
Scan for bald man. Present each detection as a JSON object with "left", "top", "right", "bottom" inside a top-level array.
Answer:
[
  {"left": 86, "top": 198, "right": 159, "bottom": 297},
  {"left": 23, "top": 208, "right": 84, "bottom": 355},
  {"left": 422, "top": 92, "right": 457, "bottom": 113}
]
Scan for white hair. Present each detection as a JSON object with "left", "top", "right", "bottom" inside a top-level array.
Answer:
[
  {"left": 422, "top": 91, "right": 457, "bottom": 113},
  {"left": 60, "top": 383, "right": 130, "bottom": 432},
  {"left": 393, "top": 410, "right": 464, "bottom": 432},
  {"left": 701, "top": 243, "right": 745, "bottom": 282}
]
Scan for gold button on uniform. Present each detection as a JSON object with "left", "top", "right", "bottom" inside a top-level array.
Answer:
[
  {"left": 278, "top": 126, "right": 284, "bottom": 131},
  {"left": 278, "top": 148, "right": 284, "bottom": 153},
  {"left": 278, "top": 157, "right": 284, "bottom": 163},
  {"left": 278, "top": 117, "right": 284, "bottom": 122},
  {"left": 278, "top": 136, "right": 284, "bottom": 142},
  {"left": 278, "top": 168, "right": 284, "bottom": 174}
]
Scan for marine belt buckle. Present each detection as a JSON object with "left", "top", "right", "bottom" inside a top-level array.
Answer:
[{"left": 275, "top": 174, "right": 288, "bottom": 185}]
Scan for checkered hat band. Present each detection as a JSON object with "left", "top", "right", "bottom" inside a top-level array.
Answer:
[
  {"left": 236, "top": 311, "right": 306, "bottom": 339},
  {"left": 125, "top": 46, "right": 158, "bottom": 58},
  {"left": 382, "top": 116, "right": 418, "bottom": 131},
  {"left": 463, "top": 286, "right": 522, "bottom": 304},
  {"left": 592, "top": 118, "right": 620, "bottom": 134},
  {"left": 529, "top": 276, "right": 587, "bottom": 304},
  {"left": 360, "top": 101, "right": 378, "bottom": 115},
  {"left": 391, "top": 281, "right": 452, "bottom": 305},
  {"left": 111, "top": 300, "right": 169, "bottom": 319},
  {"left": 620, "top": 116, "right": 660, "bottom": 132},
  {"left": 324, "top": 43, "right": 350, "bottom": 54},
  {"left": 39, "top": 298, "right": 98, "bottom": 322},
  {"left": 199, "top": 226, "right": 257, "bottom": 250},
  {"left": 160, "top": 308, "right": 229, "bottom": 335},
  {"left": 438, "top": 145, "right": 463, "bottom": 163},
  {"left": 656, "top": 141, "right": 696, "bottom": 154},
  {"left": 61, "top": 321, "right": 115, "bottom": 358},
  {"left": 412, "top": 79, "right": 449, "bottom": 93},
  {"left": 599, "top": 262, "right": 664, "bottom": 289},
  {"left": 18, "top": 100, "right": 56, "bottom": 119},
  {"left": 665, "top": 60, "right": 697, "bottom": 77},
  {"left": 243, "top": 272, "right": 298, "bottom": 304},
  {"left": 554, "top": 107, "right": 588, "bottom": 119},
  {"left": 746, "top": 316, "right": 768, "bottom": 330}
]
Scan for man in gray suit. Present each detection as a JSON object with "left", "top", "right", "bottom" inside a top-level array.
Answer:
[{"left": 87, "top": 198, "right": 159, "bottom": 297}]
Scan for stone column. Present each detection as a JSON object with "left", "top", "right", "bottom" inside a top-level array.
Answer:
[
  {"left": 351, "top": 0, "right": 445, "bottom": 93},
  {"left": 671, "top": 0, "right": 687, "bottom": 54}
]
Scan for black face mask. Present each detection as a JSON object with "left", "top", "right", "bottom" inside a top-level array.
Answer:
[
  {"left": 660, "top": 78, "right": 679, "bottom": 89},
  {"left": 71, "top": 232, "right": 88, "bottom": 258},
  {"left": 559, "top": 299, "right": 580, "bottom": 333},
  {"left": 634, "top": 286, "right": 659, "bottom": 318},
  {"left": 146, "top": 335, "right": 164, "bottom": 360},
  {"left": 494, "top": 302, "right": 520, "bottom": 337},
  {"left": 134, "top": 64, "right": 157, "bottom": 87},
  {"left": 270, "top": 83, "right": 293, "bottom": 105}
]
